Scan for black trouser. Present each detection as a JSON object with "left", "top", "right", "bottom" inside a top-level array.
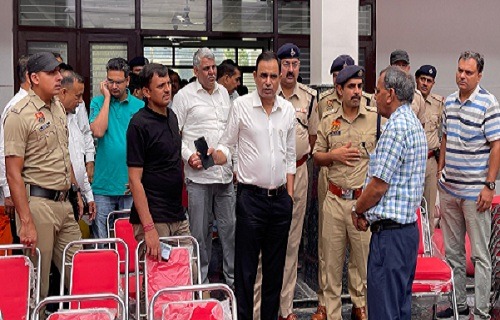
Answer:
[{"left": 234, "top": 184, "right": 293, "bottom": 320}]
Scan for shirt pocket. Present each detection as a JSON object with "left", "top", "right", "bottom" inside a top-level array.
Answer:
[{"left": 36, "top": 123, "right": 58, "bottom": 152}]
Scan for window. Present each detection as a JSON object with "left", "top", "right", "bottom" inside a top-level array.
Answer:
[
  {"left": 82, "top": 0, "right": 135, "bottom": 29},
  {"left": 27, "top": 42, "right": 68, "bottom": 62},
  {"left": 212, "top": 0, "right": 273, "bottom": 33},
  {"left": 19, "top": 0, "right": 75, "bottom": 27},
  {"left": 359, "top": 5, "right": 372, "bottom": 36},
  {"left": 142, "top": 0, "right": 206, "bottom": 31},
  {"left": 278, "top": 0, "right": 310, "bottom": 34}
]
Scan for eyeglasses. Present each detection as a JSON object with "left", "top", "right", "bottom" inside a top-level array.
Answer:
[
  {"left": 282, "top": 61, "right": 300, "bottom": 69},
  {"left": 107, "top": 78, "right": 127, "bottom": 86}
]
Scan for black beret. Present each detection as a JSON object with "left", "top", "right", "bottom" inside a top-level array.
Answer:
[
  {"left": 415, "top": 65, "right": 437, "bottom": 79},
  {"left": 390, "top": 50, "right": 410, "bottom": 65},
  {"left": 27, "top": 52, "right": 62, "bottom": 74},
  {"left": 330, "top": 55, "right": 355, "bottom": 74},
  {"left": 277, "top": 43, "right": 300, "bottom": 59},
  {"left": 336, "top": 65, "right": 365, "bottom": 86}
]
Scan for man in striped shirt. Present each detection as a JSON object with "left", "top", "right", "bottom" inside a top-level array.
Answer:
[{"left": 437, "top": 51, "right": 500, "bottom": 319}]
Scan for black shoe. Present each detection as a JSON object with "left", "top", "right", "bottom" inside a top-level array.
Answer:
[{"left": 436, "top": 306, "right": 470, "bottom": 318}]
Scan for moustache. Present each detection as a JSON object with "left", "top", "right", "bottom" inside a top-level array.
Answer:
[{"left": 286, "top": 72, "right": 294, "bottom": 78}]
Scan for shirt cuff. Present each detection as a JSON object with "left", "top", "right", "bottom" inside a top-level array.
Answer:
[
  {"left": 182, "top": 148, "right": 195, "bottom": 163},
  {"left": 84, "top": 190, "right": 94, "bottom": 203},
  {"left": 2, "top": 185, "right": 10, "bottom": 198},
  {"left": 217, "top": 145, "right": 230, "bottom": 162},
  {"left": 85, "top": 153, "right": 95, "bottom": 163}
]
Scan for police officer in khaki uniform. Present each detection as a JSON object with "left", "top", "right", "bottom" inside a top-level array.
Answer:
[
  {"left": 390, "top": 50, "right": 427, "bottom": 125},
  {"left": 253, "top": 43, "right": 318, "bottom": 320},
  {"left": 312, "top": 55, "right": 375, "bottom": 320},
  {"left": 313, "top": 65, "right": 381, "bottom": 320},
  {"left": 415, "top": 65, "right": 444, "bottom": 235},
  {"left": 4, "top": 52, "right": 83, "bottom": 305}
]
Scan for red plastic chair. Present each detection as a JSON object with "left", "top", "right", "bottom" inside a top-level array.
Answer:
[
  {"left": 31, "top": 293, "right": 125, "bottom": 320},
  {"left": 113, "top": 218, "right": 141, "bottom": 299},
  {"left": 0, "top": 244, "right": 40, "bottom": 320},
  {"left": 106, "top": 209, "right": 131, "bottom": 238},
  {"left": 412, "top": 206, "right": 458, "bottom": 320},
  {"left": 61, "top": 238, "right": 128, "bottom": 316},
  {"left": 149, "top": 283, "right": 237, "bottom": 320},
  {"left": 135, "top": 236, "right": 201, "bottom": 320}
]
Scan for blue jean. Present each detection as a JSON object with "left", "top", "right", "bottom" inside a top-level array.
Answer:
[{"left": 92, "top": 195, "right": 133, "bottom": 239}]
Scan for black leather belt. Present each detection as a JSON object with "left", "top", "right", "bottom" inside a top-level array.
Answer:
[
  {"left": 29, "top": 185, "right": 69, "bottom": 202},
  {"left": 239, "top": 183, "right": 287, "bottom": 197},
  {"left": 370, "top": 219, "right": 415, "bottom": 233}
]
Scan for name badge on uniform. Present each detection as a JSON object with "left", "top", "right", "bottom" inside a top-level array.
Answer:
[
  {"left": 39, "top": 121, "right": 51, "bottom": 131},
  {"left": 35, "top": 111, "right": 45, "bottom": 123},
  {"left": 295, "top": 107, "right": 307, "bottom": 114}
]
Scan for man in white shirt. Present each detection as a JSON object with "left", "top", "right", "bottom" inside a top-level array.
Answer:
[
  {"left": 58, "top": 70, "right": 96, "bottom": 220},
  {"left": 212, "top": 51, "right": 296, "bottom": 320},
  {"left": 171, "top": 47, "right": 236, "bottom": 287},
  {"left": 0, "top": 55, "right": 30, "bottom": 241}
]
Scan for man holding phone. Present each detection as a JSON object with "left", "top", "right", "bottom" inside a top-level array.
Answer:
[{"left": 171, "top": 48, "right": 235, "bottom": 288}]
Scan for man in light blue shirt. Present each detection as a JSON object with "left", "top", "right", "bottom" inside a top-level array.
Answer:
[
  {"left": 89, "top": 57, "right": 144, "bottom": 238},
  {"left": 353, "top": 66, "right": 427, "bottom": 319},
  {"left": 437, "top": 51, "right": 500, "bottom": 319}
]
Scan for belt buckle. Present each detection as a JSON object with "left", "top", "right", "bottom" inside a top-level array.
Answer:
[
  {"left": 341, "top": 188, "right": 353, "bottom": 200},
  {"left": 267, "top": 188, "right": 277, "bottom": 197},
  {"left": 371, "top": 223, "right": 382, "bottom": 233},
  {"left": 54, "top": 191, "right": 67, "bottom": 202}
]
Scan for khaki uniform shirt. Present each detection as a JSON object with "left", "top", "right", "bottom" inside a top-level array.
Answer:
[
  {"left": 423, "top": 93, "right": 444, "bottom": 150},
  {"left": 411, "top": 89, "right": 427, "bottom": 125},
  {"left": 4, "top": 90, "right": 72, "bottom": 190},
  {"left": 278, "top": 83, "right": 318, "bottom": 160},
  {"left": 318, "top": 88, "right": 376, "bottom": 120},
  {"left": 313, "top": 103, "right": 382, "bottom": 189}
]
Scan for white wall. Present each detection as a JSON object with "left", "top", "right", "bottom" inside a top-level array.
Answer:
[
  {"left": 0, "top": 0, "right": 13, "bottom": 112},
  {"left": 377, "top": 0, "right": 500, "bottom": 99}
]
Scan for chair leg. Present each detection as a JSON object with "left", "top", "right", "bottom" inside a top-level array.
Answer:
[{"left": 432, "top": 303, "right": 437, "bottom": 319}]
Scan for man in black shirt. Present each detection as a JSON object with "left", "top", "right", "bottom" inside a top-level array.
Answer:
[{"left": 127, "top": 63, "right": 189, "bottom": 260}]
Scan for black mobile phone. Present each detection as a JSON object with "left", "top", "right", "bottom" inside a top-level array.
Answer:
[{"left": 194, "top": 136, "right": 215, "bottom": 169}]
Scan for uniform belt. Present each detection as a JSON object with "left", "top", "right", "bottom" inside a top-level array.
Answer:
[
  {"left": 239, "top": 183, "right": 287, "bottom": 197},
  {"left": 427, "top": 150, "right": 436, "bottom": 159},
  {"left": 29, "top": 185, "right": 69, "bottom": 202},
  {"left": 370, "top": 219, "right": 415, "bottom": 233},
  {"left": 328, "top": 182, "right": 362, "bottom": 200},
  {"left": 296, "top": 154, "right": 308, "bottom": 167}
]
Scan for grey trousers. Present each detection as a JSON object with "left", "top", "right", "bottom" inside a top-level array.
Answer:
[
  {"left": 439, "top": 188, "right": 492, "bottom": 319},
  {"left": 186, "top": 180, "right": 235, "bottom": 285}
]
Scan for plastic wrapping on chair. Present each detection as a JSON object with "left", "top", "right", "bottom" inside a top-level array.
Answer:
[
  {"left": 47, "top": 308, "right": 115, "bottom": 320},
  {"left": 413, "top": 256, "right": 453, "bottom": 293},
  {"left": 147, "top": 247, "right": 193, "bottom": 319},
  {"left": 433, "top": 229, "right": 475, "bottom": 276},
  {"left": 0, "top": 255, "right": 33, "bottom": 320},
  {"left": 161, "top": 300, "right": 224, "bottom": 320}
]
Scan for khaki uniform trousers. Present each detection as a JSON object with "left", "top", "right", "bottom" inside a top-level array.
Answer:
[
  {"left": 18, "top": 196, "right": 82, "bottom": 300},
  {"left": 253, "top": 162, "right": 308, "bottom": 318},
  {"left": 423, "top": 157, "right": 438, "bottom": 235},
  {"left": 322, "top": 191, "right": 370, "bottom": 319},
  {"left": 316, "top": 167, "right": 328, "bottom": 306}
]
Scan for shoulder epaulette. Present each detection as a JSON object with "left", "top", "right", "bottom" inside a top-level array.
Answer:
[
  {"left": 319, "top": 88, "right": 336, "bottom": 101},
  {"left": 9, "top": 96, "right": 31, "bottom": 114}
]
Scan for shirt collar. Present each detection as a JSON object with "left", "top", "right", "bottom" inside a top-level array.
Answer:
[
  {"left": 453, "top": 85, "right": 481, "bottom": 104},
  {"left": 28, "top": 89, "right": 54, "bottom": 110},
  {"left": 252, "top": 90, "right": 282, "bottom": 112},
  {"left": 111, "top": 89, "right": 132, "bottom": 104},
  {"left": 277, "top": 84, "right": 299, "bottom": 99},
  {"left": 195, "top": 79, "right": 220, "bottom": 94}
]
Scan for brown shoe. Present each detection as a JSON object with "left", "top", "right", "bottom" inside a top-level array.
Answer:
[
  {"left": 351, "top": 306, "right": 367, "bottom": 320},
  {"left": 311, "top": 305, "right": 327, "bottom": 320},
  {"left": 279, "top": 314, "right": 298, "bottom": 320}
]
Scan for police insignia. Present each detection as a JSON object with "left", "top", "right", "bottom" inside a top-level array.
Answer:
[
  {"left": 331, "top": 119, "right": 341, "bottom": 132},
  {"left": 35, "top": 111, "right": 45, "bottom": 123},
  {"left": 327, "top": 100, "right": 334, "bottom": 107},
  {"left": 290, "top": 48, "right": 296, "bottom": 57}
]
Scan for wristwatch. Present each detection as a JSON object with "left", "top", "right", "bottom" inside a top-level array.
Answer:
[
  {"left": 485, "top": 181, "right": 496, "bottom": 190},
  {"left": 71, "top": 183, "right": 81, "bottom": 193},
  {"left": 351, "top": 204, "right": 361, "bottom": 216}
]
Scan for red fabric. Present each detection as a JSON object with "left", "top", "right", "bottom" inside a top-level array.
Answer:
[
  {"left": 70, "top": 250, "right": 120, "bottom": 310},
  {"left": 162, "top": 300, "right": 224, "bottom": 320},
  {"left": 114, "top": 218, "right": 137, "bottom": 273},
  {"left": 492, "top": 195, "right": 500, "bottom": 207},
  {"left": 416, "top": 207, "right": 425, "bottom": 255},
  {"left": 0, "top": 207, "right": 13, "bottom": 255},
  {"left": 47, "top": 309, "right": 114, "bottom": 320},
  {"left": 413, "top": 257, "right": 453, "bottom": 293},
  {"left": 0, "top": 256, "right": 31, "bottom": 320},
  {"left": 433, "top": 229, "right": 474, "bottom": 276},
  {"left": 146, "top": 247, "right": 193, "bottom": 319}
]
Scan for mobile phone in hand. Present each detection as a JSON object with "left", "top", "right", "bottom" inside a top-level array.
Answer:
[
  {"left": 194, "top": 136, "right": 215, "bottom": 169},
  {"left": 160, "top": 242, "right": 172, "bottom": 261}
]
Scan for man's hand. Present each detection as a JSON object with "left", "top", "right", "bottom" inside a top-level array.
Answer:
[
  {"left": 77, "top": 192, "right": 84, "bottom": 219},
  {"left": 86, "top": 162, "right": 95, "bottom": 184},
  {"left": 331, "top": 142, "right": 361, "bottom": 167},
  {"left": 19, "top": 219, "right": 37, "bottom": 255},
  {"left": 188, "top": 153, "right": 203, "bottom": 170},
  {"left": 88, "top": 201, "right": 96, "bottom": 221},
  {"left": 144, "top": 227, "right": 161, "bottom": 261},
  {"left": 351, "top": 211, "right": 369, "bottom": 232},
  {"left": 100, "top": 81, "right": 111, "bottom": 99},
  {"left": 477, "top": 187, "right": 495, "bottom": 212},
  {"left": 4, "top": 196, "right": 15, "bottom": 219}
]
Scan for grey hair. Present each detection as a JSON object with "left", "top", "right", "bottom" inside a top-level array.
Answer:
[
  {"left": 459, "top": 51, "right": 484, "bottom": 73},
  {"left": 380, "top": 66, "right": 415, "bottom": 105},
  {"left": 61, "top": 70, "right": 84, "bottom": 88},
  {"left": 193, "top": 47, "right": 215, "bottom": 67}
]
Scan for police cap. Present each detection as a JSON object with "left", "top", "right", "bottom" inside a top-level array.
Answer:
[
  {"left": 415, "top": 65, "right": 437, "bottom": 79},
  {"left": 27, "top": 52, "right": 62, "bottom": 74},
  {"left": 336, "top": 65, "right": 365, "bottom": 86},
  {"left": 330, "top": 55, "right": 355, "bottom": 74},
  {"left": 390, "top": 50, "right": 410, "bottom": 65},
  {"left": 277, "top": 43, "right": 300, "bottom": 60}
]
